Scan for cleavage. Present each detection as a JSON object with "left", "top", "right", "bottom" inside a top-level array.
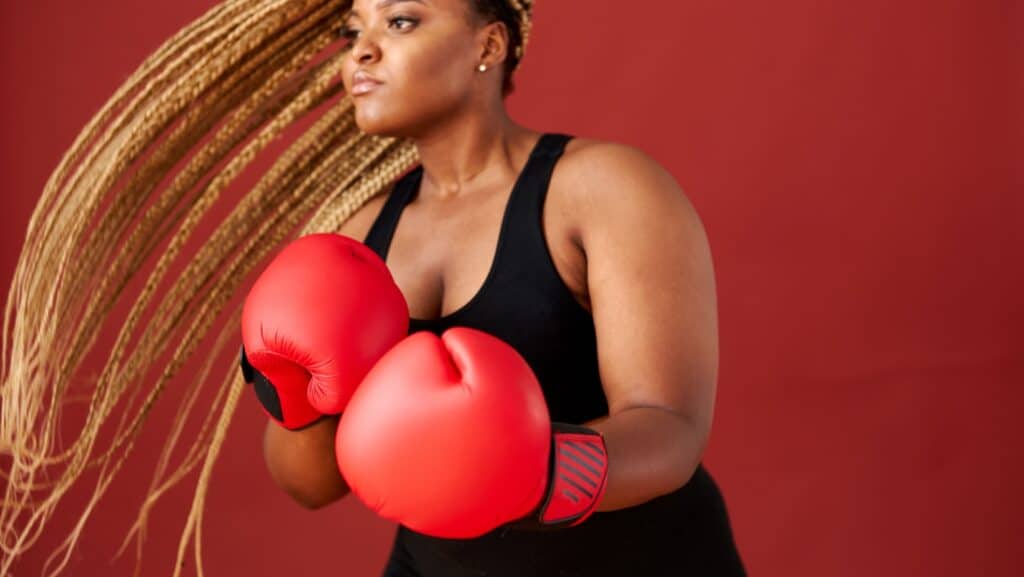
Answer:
[{"left": 386, "top": 185, "right": 511, "bottom": 321}]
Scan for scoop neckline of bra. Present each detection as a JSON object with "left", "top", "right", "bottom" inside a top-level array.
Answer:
[{"left": 386, "top": 133, "right": 554, "bottom": 325}]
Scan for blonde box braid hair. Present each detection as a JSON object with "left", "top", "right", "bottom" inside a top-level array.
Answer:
[
  {"left": 0, "top": 0, "right": 534, "bottom": 575},
  {"left": 505, "top": 0, "right": 534, "bottom": 63}
]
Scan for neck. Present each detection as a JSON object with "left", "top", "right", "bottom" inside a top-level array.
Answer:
[{"left": 410, "top": 102, "right": 534, "bottom": 201}]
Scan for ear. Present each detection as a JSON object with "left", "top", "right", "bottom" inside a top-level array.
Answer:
[{"left": 476, "top": 19, "right": 510, "bottom": 69}]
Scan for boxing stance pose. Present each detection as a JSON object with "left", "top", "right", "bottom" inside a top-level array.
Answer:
[
  {"left": 247, "top": 0, "right": 747, "bottom": 575},
  {"left": 1, "top": 1, "right": 744, "bottom": 575}
]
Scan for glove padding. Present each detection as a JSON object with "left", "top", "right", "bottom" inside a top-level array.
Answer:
[
  {"left": 240, "top": 233, "right": 408, "bottom": 430},
  {"left": 335, "top": 327, "right": 608, "bottom": 538}
]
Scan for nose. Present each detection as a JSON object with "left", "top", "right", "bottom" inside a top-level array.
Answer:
[{"left": 349, "top": 31, "right": 381, "bottom": 65}]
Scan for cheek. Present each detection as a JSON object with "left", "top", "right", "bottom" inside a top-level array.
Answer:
[
  {"left": 396, "top": 38, "right": 473, "bottom": 100},
  {"left": 350, "top": 35, "right": 477, "bottom": 133},
  {"left": 339, "top": 57, "right": 354, "bottom": 93}
]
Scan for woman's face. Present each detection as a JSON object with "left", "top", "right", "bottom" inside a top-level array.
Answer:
[{"left": 339, "top": 0, "right": 493, "bottom": 137}]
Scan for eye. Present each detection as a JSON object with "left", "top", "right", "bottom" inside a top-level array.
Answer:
[
  {"left": 338, "top": 25, "right": 359, "bottom": 42},
  {"left": 338, "top": 15, "right": 418, "bottom": 42},
  {"left": 388, "top": 15, "right": 419, "bottom": 31}
]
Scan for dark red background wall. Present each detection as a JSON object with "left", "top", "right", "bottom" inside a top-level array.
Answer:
[{"left": 2, "top": 1, "right": 1021, "bottom": 575}]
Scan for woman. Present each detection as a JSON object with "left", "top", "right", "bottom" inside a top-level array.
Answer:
[
  {"left": 262, "top": 0, "right": 746, "bottom": 575},
  {"left": 0, "top": 1, "right": 744, "bottom": 576}
]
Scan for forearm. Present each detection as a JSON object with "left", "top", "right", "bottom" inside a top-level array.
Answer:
[
  {"left": 583, "top": 406, "right": 704, "bottom": 512},
  {"left": 263, "top": 415, "right": 351, "bottom": 509}
]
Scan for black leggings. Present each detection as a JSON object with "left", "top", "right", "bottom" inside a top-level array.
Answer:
[{"left": 379, "top": 464, "right": 747, "bottom": 577}]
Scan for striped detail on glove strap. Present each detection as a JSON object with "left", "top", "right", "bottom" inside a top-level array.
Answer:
[{"left": 538, "top": 423, "right": 609, "bottom": 527}]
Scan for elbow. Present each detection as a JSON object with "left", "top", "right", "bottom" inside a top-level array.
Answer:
[
  {"left": 269, "top": 466, "right": 352, "bottom": 511},
  {"left": 261, "top": 418, "right": 352, "bottom": 510},
  {"left": 271, "top": 470, "right": 352, "bottom": 510},
  {"left": 288, "top": 486, "right": 350, "bottom": 511},
  {"left": 670, "top": 410, "right": 710, "bottom": 491}
]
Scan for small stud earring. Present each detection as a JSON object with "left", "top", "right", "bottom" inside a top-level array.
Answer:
[{"left": 478, "top": 64, "right": 487, "bottom": 72}]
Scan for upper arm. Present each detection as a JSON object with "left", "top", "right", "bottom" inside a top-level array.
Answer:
[{"left": 573, "top": 143, "right": 719, "bottom": 443}]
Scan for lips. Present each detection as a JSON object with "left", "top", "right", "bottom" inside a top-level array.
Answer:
[
  {"left": 352, "top": 80, "right": 381, "bottom": 95},
  {"left": 352, "top": 70, "right": 382, "bottom": 96}
]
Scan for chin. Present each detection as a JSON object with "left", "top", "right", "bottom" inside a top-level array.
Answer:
[
  {"left": 351, "top": 88, "right": 451, "bottom": 140},
  {"left": 353, "top": 105, "right": 410, "bottom": 138}
]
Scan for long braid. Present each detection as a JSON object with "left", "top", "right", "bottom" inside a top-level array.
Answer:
[
  {"left": 506, "top": 0, "right": 534, "bottom": 64},
  {"left": 0, "top": 1, "right": 535, "bottom": 575}
]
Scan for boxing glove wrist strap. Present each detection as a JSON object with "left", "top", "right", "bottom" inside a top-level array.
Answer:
[{"left": 507, "top": 422, "right": 609, "bottom": 531}]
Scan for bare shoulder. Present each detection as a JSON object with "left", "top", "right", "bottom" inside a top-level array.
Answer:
[
  {"left": 560, "top": 136, "right": 665, "bottom": 175},
  {"left": 333, "top": 182, "right": 395, "bottom": 243},
  {"left": 555, "top": 137, "right": 699, "bottom": 243}
]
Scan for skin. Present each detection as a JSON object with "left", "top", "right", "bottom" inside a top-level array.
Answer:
[{"left": 264, "top": 0, "right": 720, "bottom": 514}]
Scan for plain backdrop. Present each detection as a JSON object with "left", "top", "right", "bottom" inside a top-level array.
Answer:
[{"left": 1, "top": 1, "right": 1021, "bottom": 575}]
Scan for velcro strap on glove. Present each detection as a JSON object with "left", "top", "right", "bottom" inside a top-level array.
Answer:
[{"left": 506, "top": 422, "right": 609, "bottom": 531}]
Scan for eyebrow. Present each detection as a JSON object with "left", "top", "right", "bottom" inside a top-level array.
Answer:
[{"left": 348, "top": 0, "right": 427, "bottom": 18}]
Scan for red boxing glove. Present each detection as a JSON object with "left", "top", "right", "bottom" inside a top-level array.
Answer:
[
  {"left": 240, "top": 233, "right": 408, "bottom": 430},
  {"left": 335, "top": 327, "right": 609, "bottom": 538}
]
